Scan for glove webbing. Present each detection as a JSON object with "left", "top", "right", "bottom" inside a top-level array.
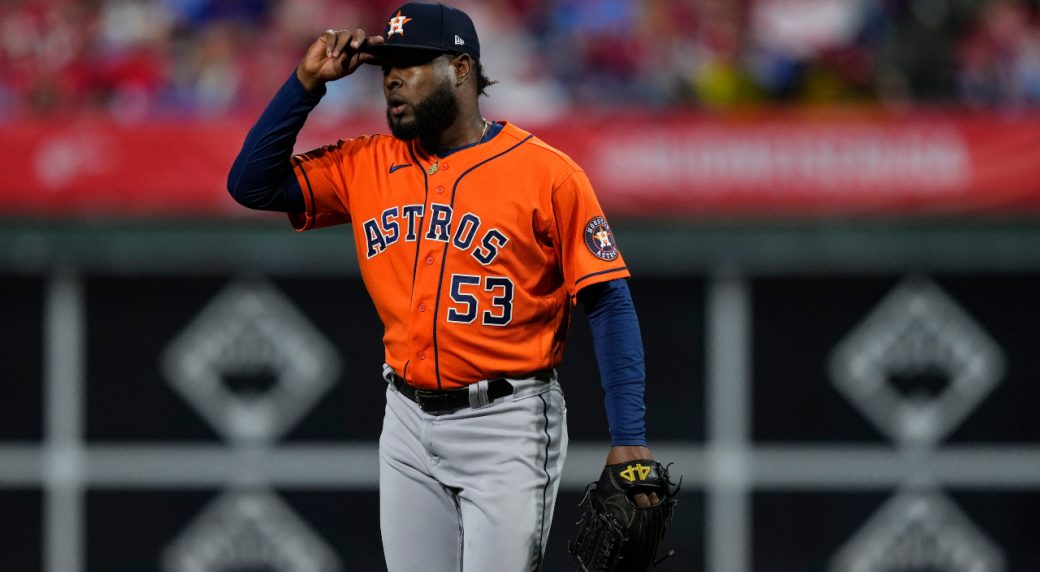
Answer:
[{"left": 573, "top": 485, "right": 627, "bottom": 571}]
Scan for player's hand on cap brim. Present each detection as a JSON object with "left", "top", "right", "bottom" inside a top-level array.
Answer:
[{"left": 297, "top": 28, "right": 384, "bottom": 90}]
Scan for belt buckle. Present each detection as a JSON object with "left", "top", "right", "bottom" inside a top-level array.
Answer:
[{"left": 413, "top": 389, "right": 442, "bottom": 414}]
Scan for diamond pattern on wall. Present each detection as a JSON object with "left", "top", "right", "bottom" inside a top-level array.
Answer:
[
  {"left": 162, "top": 280, "right": 342, "bottom": 444},
  {"left": 829, "top": 277, "right": 1005, "bottom": 446}
]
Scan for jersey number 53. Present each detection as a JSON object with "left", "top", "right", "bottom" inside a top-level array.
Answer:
[{"left": 446, "top": 274, "right": 514, "bottom": 327}]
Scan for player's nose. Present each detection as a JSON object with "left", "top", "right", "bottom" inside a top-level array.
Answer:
[{"left": 383, "top": 70, "right": 404, "bottom": 93}]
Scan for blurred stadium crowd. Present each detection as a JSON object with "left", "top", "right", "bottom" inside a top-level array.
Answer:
[{"left": 1, "top": 0, "right": 1039, "bottom": 123}]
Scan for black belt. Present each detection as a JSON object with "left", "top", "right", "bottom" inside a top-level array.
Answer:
[{"left": 391, "top": 371, "right": 551, "bottom": 416}]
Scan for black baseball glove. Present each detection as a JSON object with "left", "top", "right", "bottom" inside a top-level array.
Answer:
[{"left": 568, "top": 459, "right": 680, "bottom": 571}]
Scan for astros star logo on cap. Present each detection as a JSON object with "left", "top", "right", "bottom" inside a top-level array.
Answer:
[{"left": 387, "top": 10, "right": 412, "bottom": 37}]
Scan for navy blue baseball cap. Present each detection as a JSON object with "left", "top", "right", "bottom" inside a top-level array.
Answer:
[{"left": 363, "top": 2, "right": 480, "bottom": 63}]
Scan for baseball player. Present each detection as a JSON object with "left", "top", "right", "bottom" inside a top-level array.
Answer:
[{"left": 228, "top": 3, "right": 658, "bottom": 570}]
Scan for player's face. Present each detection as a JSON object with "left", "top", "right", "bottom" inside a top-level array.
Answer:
[{"left": 382, "top": 53, "right": 459, "bottom": 142}]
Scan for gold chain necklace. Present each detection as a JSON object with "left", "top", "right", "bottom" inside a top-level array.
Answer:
[{"left": 428, "top": 119, "right": 490, "bottom": 175}]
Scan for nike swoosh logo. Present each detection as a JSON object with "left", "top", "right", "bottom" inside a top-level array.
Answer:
[{"left": 389, "top": 163, "right": 412, "bottom": 174}]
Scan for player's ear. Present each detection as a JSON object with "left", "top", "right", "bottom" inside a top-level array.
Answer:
[{"left": 452, "top": 54, "right": 473, "bottom": 87}]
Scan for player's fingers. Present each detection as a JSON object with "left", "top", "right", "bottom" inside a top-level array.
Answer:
[
  {"left": 632, "top": 491, "right": 651, "bottom": 508},
  {"left": 348, "top": 34, "right": 385, "bottom": 69},
  {"left": 321, "top": 29, "right": 339, "bottom": 57},
  {"left": 326, "top": 29, "right": 361, "bottom": 58},
  {"left": 631, "top": 490, "right": 661, "bottom": 508},
  {"left": 347, "top": 28, "right": 368, "bottom": 51},
  {"left": 322, "top": 30, "right": 334, "bottom": 55}
]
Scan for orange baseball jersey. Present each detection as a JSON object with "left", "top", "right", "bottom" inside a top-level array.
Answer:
[{"left": 290, "top": 122, "right": 629, "bottom": 389}]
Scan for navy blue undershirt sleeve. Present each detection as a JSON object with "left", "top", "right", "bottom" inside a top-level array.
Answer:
[
  {"left": 579, "top": 278, "right": 647, "bottom": 446},
  {"left": 228, "top": 71, "right": 326, "bottom": 213}
]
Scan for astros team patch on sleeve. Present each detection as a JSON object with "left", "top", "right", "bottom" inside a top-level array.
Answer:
[{"left": 584, "top": 216, "right": 619, "bottom": 261}]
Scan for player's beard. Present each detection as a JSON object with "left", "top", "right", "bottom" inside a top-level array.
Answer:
[{"left": 386, "top": 77, "right": 459, "bottom": 147}]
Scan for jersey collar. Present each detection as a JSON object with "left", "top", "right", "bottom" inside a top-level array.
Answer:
[{"left": 410, "top": 121, "right": 528, "bottom": 170}]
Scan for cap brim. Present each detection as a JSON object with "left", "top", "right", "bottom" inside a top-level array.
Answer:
[{"left": 361, "top": 44, "right": 451, "bottom": 66}]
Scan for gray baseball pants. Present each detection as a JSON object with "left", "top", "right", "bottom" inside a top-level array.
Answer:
[{"left": 379, "top": 369, "right": 569, "bottom": 572}]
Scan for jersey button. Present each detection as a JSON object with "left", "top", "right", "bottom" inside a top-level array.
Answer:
[
  {"left": 417, "top": 351, "right": 426, "bottom": 360},
  {"left": 425, "top": 256, "right": 434, "bottom": 265},
  {"left": 418, "top": 303, "right": 427, "bottom": 312},
  {"left": 434, "top": 186, "right": 444, "bottom": 194},
  {"left": 440, "top": 162, "right": 450, "bottom": 171}
]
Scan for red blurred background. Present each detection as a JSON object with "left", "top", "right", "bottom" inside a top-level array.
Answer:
[{"left": 3, "top": 0, "right": 1040, "bottom": 219}]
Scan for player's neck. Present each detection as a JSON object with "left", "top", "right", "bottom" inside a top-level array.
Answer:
[{"left": 422, "top": 111, "right": 487, "bottom": 155}]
